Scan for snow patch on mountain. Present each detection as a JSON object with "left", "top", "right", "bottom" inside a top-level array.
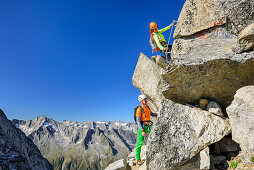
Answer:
[
  {"left": 19, "top": 125, "right": 34, "bottom": 135},
  {"left": 96, "top": 121, "right": 106, "bottom": 124}
]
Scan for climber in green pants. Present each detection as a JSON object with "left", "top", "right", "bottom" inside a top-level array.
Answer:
[
  {"left": 136, "top": 124, "right": 153, "bottom": 160},
  {"left": 135, "top": 94, "right": 158, "bottom": 165}
]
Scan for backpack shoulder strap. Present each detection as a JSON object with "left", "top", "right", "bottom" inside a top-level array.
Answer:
[
  {"left": 152, "top": 32, "right": 158, "bottom": 36},
  {"left": 151, "top": 33, "right": 158, "bottom": 42},
  {"left": 139, "top": 106, "right": 144, "bottom": 116}
]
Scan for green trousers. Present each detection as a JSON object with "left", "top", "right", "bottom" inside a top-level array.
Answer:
[{"left": 135, "top": 124, "right": 153, "bottom": 160}]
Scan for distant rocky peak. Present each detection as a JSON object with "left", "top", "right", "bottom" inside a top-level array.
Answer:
[
  {"left": 37, "top": 115, "right": 47, "bottom": 120},
  {"left": 61, "top": 119, "right": 135, "bottom": 129},
  {"left": 0, "top": 109, "right": 52, "bottom": 169},
  {"left": 35, "top": 115, "right": 55, "bottom": 125}
]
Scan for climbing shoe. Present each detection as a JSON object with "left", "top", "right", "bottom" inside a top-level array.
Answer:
[{"left": 136, "top": 159, "right": 143, "bottom": 166}]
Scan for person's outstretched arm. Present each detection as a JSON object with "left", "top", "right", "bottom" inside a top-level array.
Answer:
[{"left": 158, "top": 23, "right": 173, "bottom": 33}]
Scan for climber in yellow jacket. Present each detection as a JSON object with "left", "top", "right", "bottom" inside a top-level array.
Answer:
[{"left": 149, "top": 22, "right": 173, "bottom": 62}]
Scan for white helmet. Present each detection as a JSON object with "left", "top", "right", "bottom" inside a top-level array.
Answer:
[{"left": 138, "top": 94, "right": 147, "bottom": 102}]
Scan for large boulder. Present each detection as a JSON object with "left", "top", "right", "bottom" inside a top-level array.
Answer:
[
  {"left": 174, "top": 0, "right": 254, "bottom": 38},
  {"left": 171, "top": 38, "right": 237, "bottom": 63},
  {"left": 133, "top": 53, "right": 254, "bottom": 109},
  {"left": 226, "top": 86, "right": 254, "bottom": 153},
  {"left": 163, "top": 54, "right": 254, "bottom": 108},
  {"left": 132, "top": 53, "right": 167, "bottom": 111},
  {"left": 104, "top": 159, "right": 127, "bottom": 170},
  {"left": 177, "top": 147, "right": 210, "bottom": 170},
  {"left": 146, "top": 99, "right": 231, "bottom": 170},
  {"left": 174, "top": 0, "right": 227, "bottom": 38},
  {"left": 206, "top": 101, "right": 224, "bottom": 117}
]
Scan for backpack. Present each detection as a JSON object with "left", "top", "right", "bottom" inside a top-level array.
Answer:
[
  {"left": 149, "top": 33, "right": 160, "bottom": 52},
  {"left": 134, "top": 106, "right": 144, "bottom": 123}
]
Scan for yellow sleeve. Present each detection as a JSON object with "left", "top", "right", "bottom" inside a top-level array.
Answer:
[{"left": 158, "top": 25, "right": 171, "bottom": 33}]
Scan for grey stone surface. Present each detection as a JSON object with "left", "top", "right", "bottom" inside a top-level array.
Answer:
[
  {"left": 226, "top": 86, "right": 254, "bottom": 154},
  {"left": 206, "top": 101, "right": 224, "bottom": 117},
  {"left": 239, "top": 23, "right": 254, "bottom": 42},
  {"left": 163, "top": 54, "right": 254, "bottom": 108},
  {"left": 0, "top": 110, "right": 52, "bottom": 170},
  {"left": 225, "top": 0, "right": 254, "bottom": 35},
  {"left": 105, "top": 145, "right": 147, "bottom": 169},
  {"left": 133, "top": 53, "right": 167, "bottom": 111},
  {"left": 174, "top": 0, "right": 227, "bottom": 38},
  {"left": 134, "top": 51, "right": 254, "bottom": 110},
  {"left": 177, "top": 153, "right": 201, "bottom": 170},
  {"left": 171, "top": 38, "right": 237, "bottom": 63},
  {"left": 200, "top": 147, "right": 210, "bottom": 169},
  {"left": 233, "top": 22, "right": 254, "bottom": 53},
  {"left": 105, "top": 159, "right": 127, "bottom": 170},
  {"left": 127, "top": 145, "right": 147, "bottom": 167},
  {"left": 177, "top": 147, "right": 210, "bottom": 170},
  {"left": 174, "top": 0, "right": 254, "bottom": 38},
  {"left": 146, "top": 99, "right": 231, "bottom": 170},
  {"left": 151, "top": 55, "right": 167, "bottom": 70}
]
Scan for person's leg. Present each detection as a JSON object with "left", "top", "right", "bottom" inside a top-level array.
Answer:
[
  {"left": 163, "top": 50, "right": 171, "bottom": 63},
  {"left": 160, "top": 51, "right": 167, "bottom": 60},
  {"left": 162, "top": 42, "right": 172, "bottom": 63},
  {"left": 136, "top": 129, "right": 144, "bottom": 160},
  {"left": 167, "top": 44, "right": 172, "bottom": 51}
]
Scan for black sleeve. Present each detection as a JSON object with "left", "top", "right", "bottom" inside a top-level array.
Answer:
[{"left": 151, "top": 112, "right": 158, "bottom": 116}]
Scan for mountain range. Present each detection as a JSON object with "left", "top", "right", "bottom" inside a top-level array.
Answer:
[{"left": 12, "top": 115, "right": 137, "bottom": 170}]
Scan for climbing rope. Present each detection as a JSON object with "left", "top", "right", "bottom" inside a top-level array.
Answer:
[
  {"left": 167, "top": 20, "right": 177, "bottom": 45},
  {"left": 164, "top": 20, "right": 177, "bottom": 62}
]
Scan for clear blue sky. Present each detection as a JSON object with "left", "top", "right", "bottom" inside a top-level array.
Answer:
[{"left": 0, "top": 0, "right": 185, "bottom": 122}]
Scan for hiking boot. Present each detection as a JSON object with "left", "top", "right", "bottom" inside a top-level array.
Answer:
[
  {"left": 165, "top": 53, "right": 171, "bottom": 63},
  {"left": 136, "top": 159, "right": 143, "bottom": 166}
]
